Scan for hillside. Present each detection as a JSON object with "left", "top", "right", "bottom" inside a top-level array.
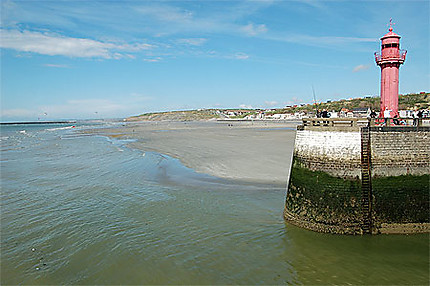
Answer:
[
  {"left": 126, "top": 92, "right": 429, "bottom": 121},
  {"left": 283, "top": 92, "right": 429, "bottom": 114},
  {"left": 126, "top": 109, "right": 224, "bottom": 122}
]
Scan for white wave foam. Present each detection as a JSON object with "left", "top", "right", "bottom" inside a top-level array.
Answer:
[{"left": 46, "top": 126, "right": 76, "bottom": 131}]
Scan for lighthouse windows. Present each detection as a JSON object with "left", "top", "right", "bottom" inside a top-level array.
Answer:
[{"left": 382, "top": 43, "right": 399, "bottom": 48}]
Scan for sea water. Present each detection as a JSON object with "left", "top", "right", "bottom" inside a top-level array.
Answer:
[{"left": 1, "top": 121, "right": 428, "bottom": 285}]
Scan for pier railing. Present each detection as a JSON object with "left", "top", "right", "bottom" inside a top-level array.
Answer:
[{"left": 301, "top": 117, "right": 429, "bottom": 131}]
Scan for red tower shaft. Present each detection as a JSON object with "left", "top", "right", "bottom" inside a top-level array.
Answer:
[{"left": 374, "top": 23, "right": 406, "bottom": 118}]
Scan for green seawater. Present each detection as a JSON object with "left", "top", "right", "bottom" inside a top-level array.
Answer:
[{"left": 1, "top": 123, "right": 429, "bottom": 285}]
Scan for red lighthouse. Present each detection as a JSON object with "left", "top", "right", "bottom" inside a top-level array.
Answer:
[{"left": 375, "top": 20, "right": 407, "bottom": 118}]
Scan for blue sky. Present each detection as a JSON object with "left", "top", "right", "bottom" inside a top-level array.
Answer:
[{"left": 1, "top": 0, "right": 429, "bottom": 121}]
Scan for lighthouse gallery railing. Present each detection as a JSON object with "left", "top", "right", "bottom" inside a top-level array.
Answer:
[{"left": 374, "top": 50, "right": 407, "bottom": 62}]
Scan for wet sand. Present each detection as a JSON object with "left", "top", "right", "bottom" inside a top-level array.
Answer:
[{"left": 92, "top": 120, "right": 299, "bottom": 185}]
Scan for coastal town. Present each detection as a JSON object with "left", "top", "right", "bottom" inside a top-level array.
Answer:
[{"left": 128, "top": 92, "right": 429, "bottom": 122}]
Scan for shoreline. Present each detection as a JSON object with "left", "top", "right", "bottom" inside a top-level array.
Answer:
[{"left": 88, "top": 120, "right": 300, "bottom": 185}]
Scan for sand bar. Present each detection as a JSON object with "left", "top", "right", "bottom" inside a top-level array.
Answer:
[{"left": 90, "top": 120, "right": 299, "bottom": 185}]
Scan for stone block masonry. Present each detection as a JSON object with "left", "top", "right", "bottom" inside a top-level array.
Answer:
[
  {"left": 370, "top": 127, "right": 430, "bottom": 177},
  {"left": 284, "top": 119, "right": 429, "bottom": 235},
  {"left": 294, "top": 129, "right": 361, "bottom": 178}
]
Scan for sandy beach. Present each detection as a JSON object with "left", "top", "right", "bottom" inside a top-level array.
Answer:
[{"left": 92, "top": 120, "right": 299, "bottom": 185}]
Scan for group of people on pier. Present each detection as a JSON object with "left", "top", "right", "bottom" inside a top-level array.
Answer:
[{"left": 315, "top": 108, "right": 427, "bottom": 127}]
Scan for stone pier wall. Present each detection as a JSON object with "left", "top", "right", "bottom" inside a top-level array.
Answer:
[
  {"left": 369, "top": 127, "right": 430, "bottom": 234},
  {"left": 293, "top": 129, "right": 361, "bottom": 178},
  {"left": 284, "top": 119, "right": 429, "bottom": 235}
]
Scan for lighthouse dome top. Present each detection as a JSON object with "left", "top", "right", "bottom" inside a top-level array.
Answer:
[
  {"left": 381, "top": 19, "right": 401, "bottom": 40},
  {"left": 381, "top": 29, "right": 401, "bottom": 40}
]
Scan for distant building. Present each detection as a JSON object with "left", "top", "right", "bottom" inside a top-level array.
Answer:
[{"left": 352, "top": 107, "right": 370, "bottom": 117}]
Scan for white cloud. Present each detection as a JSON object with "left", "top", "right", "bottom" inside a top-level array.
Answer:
[
  {"left": 135, "top": 5, "right": 194, "bottom": 24},
  {"left": 233, "top": 52, "right": 250, "bottom": 60},
  {"left": 1, "top": 2, "right": 376, "bottom": 58},
  {"left": 352, "top": 64, "right": 370, "bottom": 72},
  {"left": 205, "top": 51, "right": 250, "bottom": 61},
  {"left": 241, "top": 23, "right": 268, "bottom": 36},
  {"left": 0, "top": 29, "right": 153, "bottom": 58},
  {"left": 297, "top": 0, "right": 326, "bottom": 9},
  {"left": 264, "top": 100, "right": 278, "bottom": 107},
  {"left": 176, "top": 38, "right": 207, "bottom": 46},
  {"left": 134, "top": 4, "right": 272, "bottom": 39},
  {"left": 264, "top": 33, "right": 377, "bottom": 49},
  {"left": 143, "top": 57, "right": 162, "bottom": 62},
  {"left": 239, "top": 104, "right": 254, "bottom": 109},
  {"left": 43, "top": 63, "right": 70, "bottom": 68}
]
